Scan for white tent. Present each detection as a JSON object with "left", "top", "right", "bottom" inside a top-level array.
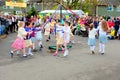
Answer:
[{"left": 40, "top": 10, "right": 85, "bottom": 16}]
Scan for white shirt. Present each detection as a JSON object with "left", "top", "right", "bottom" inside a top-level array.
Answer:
[
  {"left": 17, "top": 27, "right": 27, "bottom": 39},
  {"left": 88, "top": 28, "right": 97, "bottom": 38},
  {"left": 12, "top": 17, "right": 15, "bottom": 22},
  {"left": 56, "top": 25, "right": 64, "bottom": 38},
  {"left": 63, "top": 26, "right": 71, "bottom": 42}
]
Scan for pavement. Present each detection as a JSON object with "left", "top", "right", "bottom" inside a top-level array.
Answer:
[{"left": 0, "top": 33, "right": 120, "bottom": 80}]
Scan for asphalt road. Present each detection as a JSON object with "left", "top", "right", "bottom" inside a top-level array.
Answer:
[{"left": 0, "top": 33, "right": 120, "bottom": 80}]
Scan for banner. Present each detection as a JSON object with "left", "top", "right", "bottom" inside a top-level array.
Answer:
[{"left": 5, "top": 1, "right": 27, "bottom": 8}]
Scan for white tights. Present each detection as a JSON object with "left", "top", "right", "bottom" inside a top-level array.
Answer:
[
  {"left": 90, "top": 46, "right": 95, "bottom": 51},
  {"left": 99, "top": 43, "right": 105, "bottom": 53}
]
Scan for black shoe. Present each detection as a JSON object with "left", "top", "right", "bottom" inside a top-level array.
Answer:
[
  {"left": 48, "top": 36, "right": 51, "bottom": 40},
  {"left": 10, "top": 51, "right": 14, "bottom": 58},
  {"left": 101, "top": 53, "right": 104, "bottom": 55},
  {"left": 46, "top": 39, "right": 49, "bottom": 42},
  {"left": 92, "top": 51, "right": 95, "bottom": 54},
  {"left": 41, "top": 45, "right": 43, "bottom": 48}
]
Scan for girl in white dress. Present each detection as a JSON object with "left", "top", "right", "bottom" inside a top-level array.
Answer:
[
  {"left": 63, "top": 21, "right": 71, "bottom": 56},
  {"left": 88, "top": 23, "right": 97, "bottom": 54},
  {"left": 98, "top": 20, "right": 108, "bottom": 55}
]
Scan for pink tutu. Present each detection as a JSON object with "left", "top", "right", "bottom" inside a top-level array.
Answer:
[{"left": 12, "top": 38, "right": 26, "bottom": 50}]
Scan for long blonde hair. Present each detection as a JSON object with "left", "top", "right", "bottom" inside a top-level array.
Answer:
[{"left": 101, "top": 20, "right": 108, "bottom": 32}]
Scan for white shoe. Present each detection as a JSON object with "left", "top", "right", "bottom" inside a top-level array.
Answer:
[{"left": 63, "top": 50, "right": 69, "bottom": 57}]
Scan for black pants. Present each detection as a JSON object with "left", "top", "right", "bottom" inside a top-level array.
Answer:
[
  {"left": 12, "top": 22, "right": 16, "bottom": 32},
  {"left": 9, "top": 24, "right": 13, "bottom": 33},
  {"left": 118, "top": 34, "right": 120, "bottom": 39}
]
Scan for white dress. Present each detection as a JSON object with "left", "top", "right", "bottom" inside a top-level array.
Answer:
[
  {"left": 35, "top": 27, "right": 42, "bottom": 40},
  {"left": 88, "top": 28, "right": 97, "bottom": 46},
  {"left": 63, "top": 26, "right": 71, "bottom": 43},
  {"left": 97, "top": 25, "right": 108, "bottom": 44}
]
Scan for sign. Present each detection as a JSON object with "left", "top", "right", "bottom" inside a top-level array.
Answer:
[
  {"left": 5, "top": 1, "right": 27, "bottom": 8},
  {"left": 108, "top": 5, "right": 114, "bottom": 11}
]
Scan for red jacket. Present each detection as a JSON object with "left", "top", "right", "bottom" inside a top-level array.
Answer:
[{"left": 107, "top": 21, "right": 114, "bottom": 29}]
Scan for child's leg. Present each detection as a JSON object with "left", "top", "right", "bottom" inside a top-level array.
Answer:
[
  {"left": 10, "top": 49, "right": 18, "bottom": 57},
  {"left": 46, "top": 35, "right": 50, "bottom": 42},
  {"left": 92, "top": 46, "right": 95, "bottom": 51},
  {"left": 28, "top": 47, "right": 33, "bottom": 55},
  {"left": 53, "top": 44, "right": 59, "bottom": 56},
  {"left": 63, "top": 42, "right": 69, "bottom": 56},
  {"left": 101, "top": 43, "right": 105, "bottom": 54},
  {"left": 38, "top": 40, "right": 43, "bottom": 51},
  {"left": 32, "top": 42, "right": 35, "bottom": 50},
  {"left": 90, "top": 46, "right": 95, "bottom": 54},
  {"left": 22, "top": 48, "right": 27, "bottom": 57},
  {"left": 99, "top": 43, "right": 102, "bottom": 53}
]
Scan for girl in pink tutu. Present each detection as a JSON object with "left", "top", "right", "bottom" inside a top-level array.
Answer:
[{"left": 9, "top": 21, "right": 29, "bottom": 58}]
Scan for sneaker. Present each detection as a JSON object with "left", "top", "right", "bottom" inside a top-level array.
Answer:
[
  {"left": 41, "top": 45, "right": 43, "bottom": 48},
  {"left": 10, "top": 51, "right": 14, "bottom": 58},
  {"left": 66, "top": 50, "right": 69, "bottom": 56},
  {"left": 48, "top": 36, "right": 51, "bottom": 40},
  {"left": 39, "top": 45, "right": 43, "bottom": 51},
  {"left": 23, "top": 54, "right": 27, "bottom": 58},
  {"left": 63, "top": 50, "right": 68, "bottom": 57},
  {"left": 101, "top": 53, "right": 104, "bottom": 55},
  {"left": 46, "top": 39, "right": 49, "bottom": 42}
]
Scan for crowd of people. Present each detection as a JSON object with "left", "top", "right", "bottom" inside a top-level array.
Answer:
[{"left": 0, "top": 13, "right": 120, "bottom": 58}]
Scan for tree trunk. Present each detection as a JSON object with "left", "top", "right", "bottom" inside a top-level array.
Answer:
[{"left": 79, "top": 0, "right": 82, "bottom": 9}]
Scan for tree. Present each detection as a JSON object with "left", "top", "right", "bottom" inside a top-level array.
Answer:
[
  {"left": 53, "top": 0, "right": 79, "bottom": 9},
  {"left": 27, "top": 6, "right": 38, "bottom": 17}
]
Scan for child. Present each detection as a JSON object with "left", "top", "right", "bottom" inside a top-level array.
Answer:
[
  {"left": 88, "top": 23, "right": 97, "bottom": 54},
  {"left": 35, "top": 25, "right": 43, "bottom": 51},
  {"left": 31, "top": 23, "right": 37, "bottom": 52},
  {"left": 63, "top": 21, "right": 71, "bottom": 56},
  {"left": 24, "top": 22, "right": 33, "bottom": 56},
  {"left": 10, "top": 21, "right": 28, "bottom": 57},
  {"left": 44, "top": 19, "right": 51, "bottom": 42},
  {"left": 98, "top": 20, "right": 108, "bottom": 55},
  {"left": 53, "top": 23, "right": 64, "bottom": 56}
]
